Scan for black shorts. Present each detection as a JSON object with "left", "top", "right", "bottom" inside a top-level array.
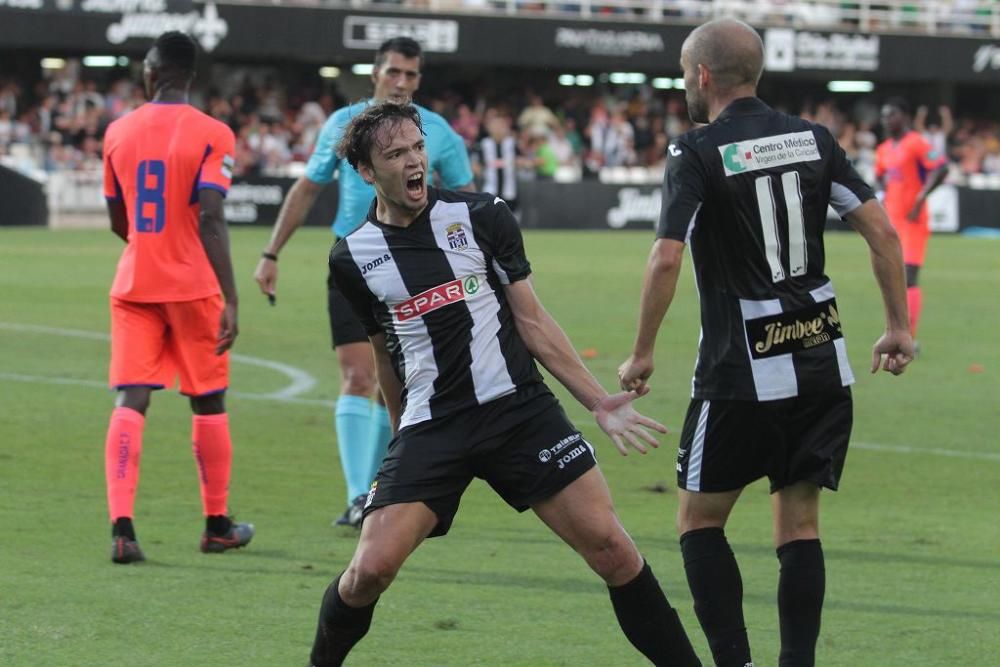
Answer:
[
  {"left": 676, "top": 386, "right": 852, "bottom": 494},
  {"left": 362, "top": 387, "right": 597, "bottom": 537},
  {"left": 327, "top": 267, "right": 368, "bottom": 348}
]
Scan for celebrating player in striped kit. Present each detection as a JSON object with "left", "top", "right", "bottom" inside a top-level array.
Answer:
[{"left": 308, "top": 102, "right": 702, "bottom": 667}]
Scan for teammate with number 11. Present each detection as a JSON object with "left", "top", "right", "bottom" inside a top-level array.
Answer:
[
  {"left": 100, "top": 31, "right": 253, "bottom": 564},
  {"left": 619, "top": 19, "right": 914, "bottom": 666}
]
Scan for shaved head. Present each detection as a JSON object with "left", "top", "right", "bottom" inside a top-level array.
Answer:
[
  {"left": 680, "top": 19, "right": 764, "bottom": 122},
  {"left": 682, "top": 19, "right": 764, "bottom": 90}
]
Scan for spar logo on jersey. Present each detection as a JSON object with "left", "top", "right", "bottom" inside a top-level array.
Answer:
[
  {"left": 719, "top": 131, "right": 820, "bottom": 176},
  {"left": 394, "top": 275, "right": 480, "bottom": 321},
  {"left": 446, "top": 223, "right": 469, "bottom": 251}
]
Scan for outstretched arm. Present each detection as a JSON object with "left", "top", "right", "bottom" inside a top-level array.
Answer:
[
  {"left": 618, "top": 238, "right": 685, "bottom": 394},
  {"left": 505, "top": 279, "right": 666, "bottom": 455},
  {"left": 845, "top": 199, "right": 914, "bottom": 374}
]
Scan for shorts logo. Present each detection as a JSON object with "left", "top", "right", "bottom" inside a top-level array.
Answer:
[
  {"left": 537, "top": 433, "right": 582, "bottom": 464},
  {"left": 394, "top": 279, "right": 465, "bottom": 321},
  {"left": 557, "top": 444, "right": 587, "bottom": 470},
  {"left": 719, "top": 131, "right": 820, "bottom": 176},
  {"left": 364, "top": 481, "right": 378, "bottom": 509},
  {"left": 446, "top": 223, "right": 469, "bottom": 250}
]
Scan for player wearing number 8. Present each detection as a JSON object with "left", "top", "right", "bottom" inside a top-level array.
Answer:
[
  {"left": 100, "top": 31, "right": 253, "bottom": 564},
  {"left": 618, "top": 19, "right": 914, "bottom": 667}
]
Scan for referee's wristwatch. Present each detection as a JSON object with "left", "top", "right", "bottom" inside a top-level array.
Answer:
[{"left": 261, "top": 252, "right": 278, "bottom": 262}]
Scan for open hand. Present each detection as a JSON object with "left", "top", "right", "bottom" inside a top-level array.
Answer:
[{"left": 592, "top": 392, "right": 667, "bottom": 456}]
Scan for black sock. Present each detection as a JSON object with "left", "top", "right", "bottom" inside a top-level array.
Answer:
[
  {"left": 111, "top": 517, "right": 135, "bottom": 541},
  {"left": 680, "top": 528, "right": 752, "bottom": 667},
  {"left": 205, "top": 514, "right": 232, "bottom": 536},
  {"left": 310, "top": 574, "right": 378, "bottom": 667},
  {"left": 776, "top": 539, "right": 825, "bottom": 667},
  {"left": 608, "top": 560, "right": 702, "bottom": 666}
]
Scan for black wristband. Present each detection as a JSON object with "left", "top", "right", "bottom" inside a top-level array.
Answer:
[{"left": 261, "top": 252, "right": 278, "bottom": 262}]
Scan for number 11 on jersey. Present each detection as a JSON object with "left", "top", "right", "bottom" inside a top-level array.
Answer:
[{"left": 754, "top": 171, "right": 806, "bottom": 283}]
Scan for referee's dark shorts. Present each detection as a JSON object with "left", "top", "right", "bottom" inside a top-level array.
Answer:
[{"left": 327, "top": 266, "right": 368, "bottom": 348}]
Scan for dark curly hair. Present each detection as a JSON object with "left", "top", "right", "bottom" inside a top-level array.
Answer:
[
  {"left": 151, "top": 31, "right": 197, "bottom": 75},
  {"left": 336, "top": 101, "right": 424, "bottom": 171}
]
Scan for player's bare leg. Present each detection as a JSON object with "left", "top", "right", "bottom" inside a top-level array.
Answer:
[
  {"left": 534, "top": 467, "right": 701, "bottom": 666},
  {"left": 771, "top": 481, "right": 824, "bottom": 667},
  {"left": 310, "top": 502, "right": 437, "bottom": 667},
  {"left": 676, "top": 488, "right": 751, "bottom": 667}
]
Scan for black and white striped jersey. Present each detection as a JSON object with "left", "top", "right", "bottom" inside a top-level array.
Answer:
[
  {"left": 658, "top": 97, "right": 876, "bottom": 401},
  {"left": 329, "top": 187, "right": 545, "bottom": 429}
]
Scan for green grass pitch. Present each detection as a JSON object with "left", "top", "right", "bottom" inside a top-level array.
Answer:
[{"left": 0, "top": 226, "right": 997, "bottom": 665}]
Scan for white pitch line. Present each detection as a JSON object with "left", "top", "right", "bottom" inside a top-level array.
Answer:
[
  {"left": 2, "top": 371, "right": 997, "bottom": 463},
  {"left": 0, "top": 322, "right": 318, "bottom": 401},
  {"left": 853, "top": 441, "right": 1000, "bottom": 462},
  {"left": 0, "top": 371, "right": 334, "bottom": 408}
]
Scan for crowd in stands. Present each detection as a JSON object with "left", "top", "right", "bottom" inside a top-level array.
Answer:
[
  {"left": 2, "top": 64, "right": 1000, "bottom": 190},
  {"left": 260, "top": 0, "right": 1000, "bottom": 37}
]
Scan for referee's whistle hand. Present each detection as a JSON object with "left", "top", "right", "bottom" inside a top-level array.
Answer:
[{"left": 253, "top": 258, "right": 278, "bottom": 297}]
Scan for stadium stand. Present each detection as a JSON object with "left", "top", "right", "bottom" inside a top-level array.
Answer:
[{"left": 1, "top": 0, "right": 998, "bottom": 227}]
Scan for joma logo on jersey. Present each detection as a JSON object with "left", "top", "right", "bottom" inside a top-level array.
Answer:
[
  {"left": 719, "top": 131, "right": 820, "bottom": 176},
  {"left": 395, "top": 279, "right": 465, "bottom": 321},
  {"left": 361, "top": 253, "right": 392, "bottom": 275},
  {"left": 446, "top": 223, "right": 469, "bottom": 250}
]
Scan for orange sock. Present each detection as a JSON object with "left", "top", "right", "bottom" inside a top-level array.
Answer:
[
  {"left": 105, "top": 407, "right": 145, "bottom": 521},
  {"left": 192, "top": 413, "right": 232, "bottom": 517},
  {"left": 907, "top": 286, "right": 922, "bottom": 337}
]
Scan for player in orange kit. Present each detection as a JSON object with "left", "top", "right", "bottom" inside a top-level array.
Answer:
[
  {"left": 101, "top": 31, "right": 253, "bottom": 564},
  {"left": 875, "top": 98, "right": 948, "bottom": 342}
]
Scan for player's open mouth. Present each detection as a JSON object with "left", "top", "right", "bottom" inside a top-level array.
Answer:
[{"left": 406, "top": 172, "right": 424, "bottom": 197}]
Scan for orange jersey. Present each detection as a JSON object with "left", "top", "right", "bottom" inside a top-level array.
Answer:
[
  {"left": 103, "top": 103, "right": 235, "bottom": 302},
  {"left": 874, "top": 130, "right": 946, "bottom": 222}
]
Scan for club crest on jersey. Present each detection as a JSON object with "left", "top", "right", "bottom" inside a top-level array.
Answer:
[
  {"left": 719, "top": 131, "right": 820, "bottom": 176},
  {"left": 446, "top": 223, "right": 469, "bottom": 251},
  {"left": 395, "top": 277, "right": 478, "bottom": 321}
]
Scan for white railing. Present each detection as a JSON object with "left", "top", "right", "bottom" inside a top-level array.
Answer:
[{"left": 248, "top": 0, "right": 1000, "bottom": 37}]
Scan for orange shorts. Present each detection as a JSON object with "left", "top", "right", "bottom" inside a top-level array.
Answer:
[
  {"left": 890, "top": 210, "right": 930, "bottom": 266},
  {"left": 109, "top": 295, "right": 228, "bottom": 397}
]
